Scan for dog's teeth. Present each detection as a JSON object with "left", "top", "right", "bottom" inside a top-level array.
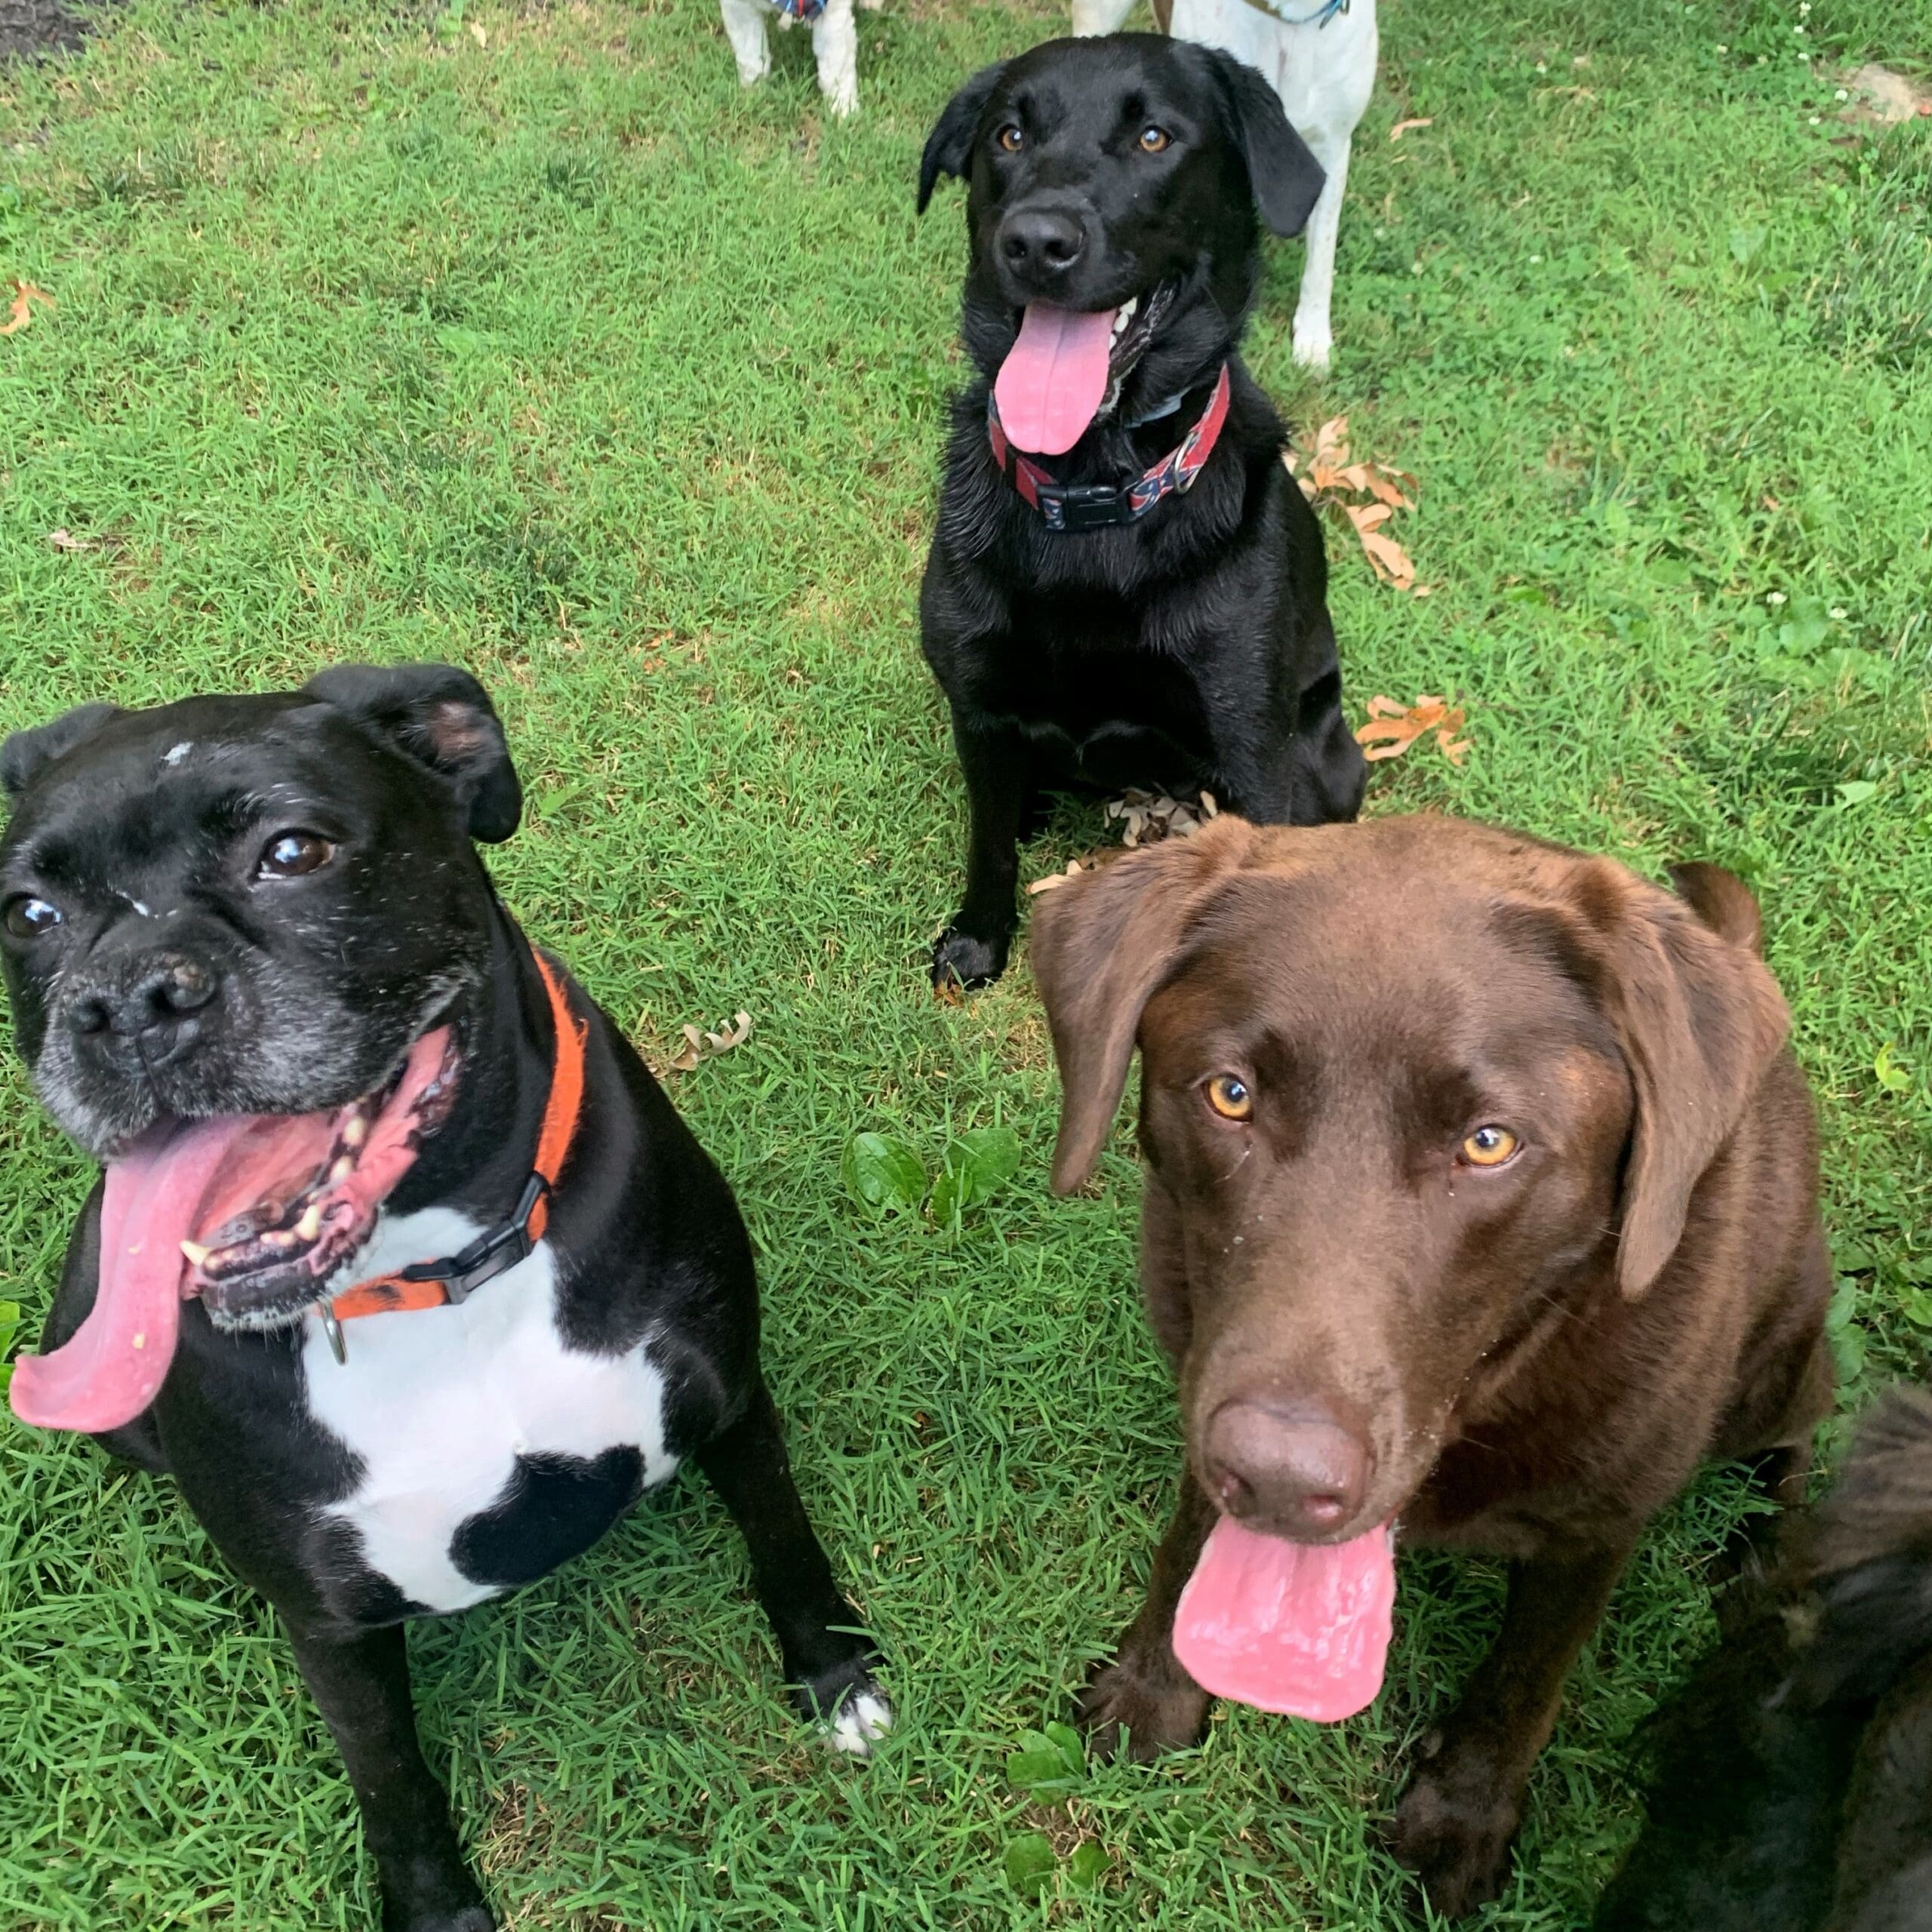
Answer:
[
  {"left": 180, "top": 1240, "right": 211, "bottom": 1269},
  {"left": 294, "top": 1203, "right": 323, "bottom": 1242},
  {"left": 330, "top": 1155, "right": 356, "bottom": 1184},
  {"left": 342, "top": 1115, "right": 368, "bottom": 1149}
]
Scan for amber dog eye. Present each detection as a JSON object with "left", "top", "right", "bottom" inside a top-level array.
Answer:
[
  {"left": 1204, "top": 1074, "right": 1253, "bottom": 1121},
  {"left": 257, "top": 832, "right": 336, "bottom": 879},
  {"left": 1139, "top": 125, "right": 1171, "bottom": 152},
  {"left": 996, "top": 124, "right": 1024, "bottom": 153},
  {"left": 1461, "top": 1125, "right": 1520, "bottom": 1168},
  {"left": 3, "top": 896, "right": 62, "bottom": 939}
]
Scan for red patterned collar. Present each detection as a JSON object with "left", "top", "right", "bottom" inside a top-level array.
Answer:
[{"left": 987, "top": 363, "right": 1232, "bottom": 534}]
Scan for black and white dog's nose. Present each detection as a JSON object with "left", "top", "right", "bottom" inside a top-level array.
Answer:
[
  {"left": 998, "top": 206, "right": 1086, "bottom": 278},
  {"left": 72, "top": 951, "right": 220, "bottom": 1052}
]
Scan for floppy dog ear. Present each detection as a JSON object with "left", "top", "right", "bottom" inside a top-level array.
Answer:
[
  {"left": 1031, "top": 816, "right": 1257, "bottom": 1194},
  {"left": 918, "top": 62, "right": 1007, "bottom": 214},
  {"left": 302, "top": 662, "right": 522, "bottom": 844},
  {"left": 1205, "top": 48, "right": 1325, "bottom": 238},
  {"left": 1, "top": 703, "right": 123, "bottom": 801},
  {"left": 1578, "top": 862, "right": 1790, "bottom": 1297}
]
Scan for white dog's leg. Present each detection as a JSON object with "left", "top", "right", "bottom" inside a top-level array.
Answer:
[
  {"left": 719, "top": 0, "right": 771, "bottom": 87},
  {"left": 813, "top": 0, "right": 859, "bottom": 116},
  {"left": 1291, "top": 133, "right": 1349, "bottom": 371},
  {"left": 1071, "top": 0, "right": 1137, "bottom": 33}
]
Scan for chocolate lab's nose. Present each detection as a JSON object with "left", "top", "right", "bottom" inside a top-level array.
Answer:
[
  {"left": 71, "top": 951, "right": 219, "bottom": 1061},
  {"left": 998, "top": 207, "right": 1086, "bottom": 278},
  {"left": 1204, "top": 1399, "right": 1372, "bottom": 1537}
]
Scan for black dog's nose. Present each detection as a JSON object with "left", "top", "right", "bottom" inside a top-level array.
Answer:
[
  {"left": 72, "top": 952, "right": 219, "bottom": 1044},
  {"left": 998, "top": 207, "right": 1086, "bottom": 278},
  {"left": 1204, "top": 1399, "right": 1372, "bottom": 1537}
]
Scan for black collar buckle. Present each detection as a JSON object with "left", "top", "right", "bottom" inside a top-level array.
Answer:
[
  {"left": 395, "top": 1171, "right": 550, "bottom": 1306},
  {"left": 1036, "top": 479, "right": 1131, "bottom": 534}
]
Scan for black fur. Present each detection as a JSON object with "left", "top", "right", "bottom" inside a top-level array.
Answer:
[
  {"left": 0, "top": 666, "right": 881, "bottom": 1932},
  {"left": 1594, "top": 1386, "right": 1932, "bottom": 1931},
  {"left": 915, "top": 34, "right": 1363, "bottom": 989}
]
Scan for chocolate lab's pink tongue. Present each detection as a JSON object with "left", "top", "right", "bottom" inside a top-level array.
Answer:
[
  {"left": 993, "top": 303, "right": 1118, "bottom": 457},
  {"left": 1173, "top": 1516, "right": 1396, "bottom": 1723},
  {"left": 8, "top": 1117, "right": 256, "bottom": 1434}
]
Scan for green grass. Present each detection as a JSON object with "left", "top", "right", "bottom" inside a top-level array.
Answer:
[{"left": 1, "top": 0, "right": 1928, "bottom": 1923}]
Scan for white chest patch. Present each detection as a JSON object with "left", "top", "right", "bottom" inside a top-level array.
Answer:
[{"left": 300, "top": 1206, "right": 679, "bottom": 1614}]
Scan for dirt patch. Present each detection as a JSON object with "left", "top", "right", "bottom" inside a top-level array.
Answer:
[
  {"left": 0, "top": 0, "right": 93, "bottom": 61},
  {"left": 1840, "top": 63, "right": 1932, "bottom": 124}
]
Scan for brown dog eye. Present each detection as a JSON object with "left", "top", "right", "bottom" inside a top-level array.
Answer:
[
  {"left": 1461, "top": 1125, "right": 1519, "bottom": 1168},
  {"left": 3, "top": 895, "right": 62, "bottom": 939},
  {"left": 257, "top": 832, "right": 335, "bottom": 879},
  {"left": 1204, "top": 1074, "right": 1252, "bottom": 1121},
  {"left": 997, "top": 124, "right": 1024, "bottom": 153},
  {"left": 1139, "top": 125, "right": 1171, "bottom": 153}
]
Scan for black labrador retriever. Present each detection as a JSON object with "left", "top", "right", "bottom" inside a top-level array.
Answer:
[{"left": 915, "top": 33, "right": 1367, "bottom": 990}]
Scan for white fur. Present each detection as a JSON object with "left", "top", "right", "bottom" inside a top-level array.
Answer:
[
  {"left": 301, "top": 1208, "right": 678, "bottom": 1614},
  {"left": 828, "top": 1689, "right": 893, "bottom": 1756},
  {"left": 718, "top": 0, "right": 872, "bottom": 119},
  {"left": 1072, "top": 0, "right": 1379, "bottom": 371}
]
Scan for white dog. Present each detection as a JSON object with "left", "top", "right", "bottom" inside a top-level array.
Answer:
[
  {"left": 1072, "top": 0, "right": 1377, "bottom": 371},
  {"left": 720, "top": 0, "right": 880, "bottom": 119}
]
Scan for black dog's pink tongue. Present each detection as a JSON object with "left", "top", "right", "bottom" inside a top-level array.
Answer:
[
  {"left": 10, "top": 1117, "right": 256, "bottom": 1435},
  {"left": 1172, "top": 1516, "right": 1397, "bottom": 1723},
  {"left": 994, "top": 303, "right": 1118, "bottom": 457}
]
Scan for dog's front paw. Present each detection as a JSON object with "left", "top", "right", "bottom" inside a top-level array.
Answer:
[
  {"left": 384, "top": 1897, "right": 493, "bottom": 1932},
  {"left": 796, "top": 1655, "right": 892, "bottom": 1758},
  {"left": 825, "top": 1679, "right": 892, "bottom": 1756},
  {"left": 1384, "top": 1757, "right": 1522, "bottom": 1918},
  {"left": 1291, "top": 321, "right": 1333, "bottom": 373},
  {"left": 932, "top": 925, "right": 1009, "bottom": 992},
  {"left": 1075, "top": 1654, "right": 1210, "bottom": 1764}
]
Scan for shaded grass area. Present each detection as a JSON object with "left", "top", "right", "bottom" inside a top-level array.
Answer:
[{"left": 0, "top": 0, "right": 1928, "bottom": 1924}]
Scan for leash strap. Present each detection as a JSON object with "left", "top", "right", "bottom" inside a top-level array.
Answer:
[
  {"left": 1245, "top": 0, "right": 1349, "bottom": 26},
  {"left": 989, "top": 363, "right": 1232, "bottom": 534},
  {"left": 327, "top": 950, "right": 587, "bottom": 1331}
]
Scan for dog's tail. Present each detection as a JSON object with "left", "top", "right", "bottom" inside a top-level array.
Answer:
[{"left": 1798, "top": 1383, "right": 1932, "bottom": 1706}]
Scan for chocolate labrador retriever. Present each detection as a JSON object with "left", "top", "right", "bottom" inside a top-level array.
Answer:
[
  {"left": 1030, "top": 814, "right": 1835, "bottom": 1916},
  {"left": 915, "top": 35, "right": 1367, "bottom": 992}
]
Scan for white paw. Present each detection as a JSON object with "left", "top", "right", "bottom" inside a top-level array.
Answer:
[
  {"left": 735, "top": 58, "right": 770, "bottom": 86},
  {"left": 1292, "top": 326, "right": 1333, "bottom": 372},
  {"left": 825, "top": 1688, "right": 893, "bottom": 1758},
  {"left": 823, "top": 79, "right": 858, "bottom": 116}
]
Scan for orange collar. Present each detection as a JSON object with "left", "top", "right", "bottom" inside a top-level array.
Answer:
[{"left": 318, "top": 949, "right": 588, "bottom": 1361}]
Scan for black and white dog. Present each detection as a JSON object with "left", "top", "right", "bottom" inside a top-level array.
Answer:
[
  {"left": 0, "top": 665, "right": 887, "bottom": 1932},
  {"left": 916, "top": 35, "right": 1367, "bottom": 990}
]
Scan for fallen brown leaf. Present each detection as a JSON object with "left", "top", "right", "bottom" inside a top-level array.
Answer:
[
  {"left": 1104, "top": 786, "right": 1219, "bottom": 848},
  {"left": 1, "top": 281, "right": 54, "bottom": 338},
  {"left": 1389, "top": 117, "right": 1434, "bottom": 140},
  {"left": 668, "top": 1009, "right": 752, "bottom": 1072},
  {"left": 45, "top": 528, "right": 91, "bottom": 552},
  {"left": 1355, "top": 693, "right": 1471, "bottom": 765},
  {"left": 1028, "top": 860, "right": 1094, "bottom": 896},
  {"left": 1286, "top": 419, "right": 1427, "bottom": 594},
  {"left": 1344, "top": 503, "right": 1418, "bottom": 589}
]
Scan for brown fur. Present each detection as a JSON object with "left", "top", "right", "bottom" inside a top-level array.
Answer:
[{"left": 1030, "top": 814, "right": 1835, "bottom": 1917}]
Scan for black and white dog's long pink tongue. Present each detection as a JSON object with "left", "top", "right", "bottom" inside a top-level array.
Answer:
[
  {"left": 994, "top": 303, "right": 1119, "bottom": 457},
  {"left": 8, "top": 1118, "right": 250, "bottom": 1434}
]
